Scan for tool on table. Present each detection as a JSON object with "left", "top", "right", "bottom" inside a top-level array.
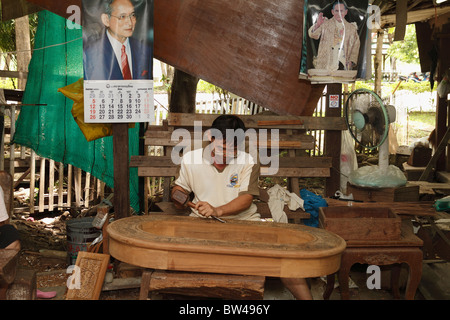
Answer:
[{"left": 172, "top": 189, "right": 226, "bottom": 223}]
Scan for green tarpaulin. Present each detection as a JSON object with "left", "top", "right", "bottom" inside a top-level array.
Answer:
[{"left": 13, "top": 10, "right": 141, "bottom": 213}]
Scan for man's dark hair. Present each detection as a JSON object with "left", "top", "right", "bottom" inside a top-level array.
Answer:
[
  {"left": 332, "top": 0, "right": 348, "bottom": 10},
  {"left": 103, "top": 0, "right": 138, "bottom": 15},
  {"left": 210, "top": 115, "right": 246, "bottom": 145}
]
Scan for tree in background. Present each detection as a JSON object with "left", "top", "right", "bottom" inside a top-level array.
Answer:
[{"left": 387, "top": 24, "right": 420, "bottom": 65}]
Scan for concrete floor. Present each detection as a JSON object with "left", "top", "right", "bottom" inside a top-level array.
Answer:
[
  {"left": 265, "top": 261, "right": 450, "bottom": 300},
  {"left": 42, "top": 261, "right": 449, "bottom": 300}
]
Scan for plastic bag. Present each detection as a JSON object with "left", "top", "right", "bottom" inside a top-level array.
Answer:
[
  {"left": 437, "top": 76, "right": 450, "bottom": 98},
  {"left": 348, "top": 165, "right": 407, "bottom": 188},
  {"left": 434, "top": 195, "right": 450, "bottom": 212},
  {"left": 299, "top": 189, "right": 327, "bottom": 228},
  {"left": 58, "top": 78, "right": 134, "bottom": 142},
  {"left": 340, "top": 130, "right": 358, "bottom": 194}
]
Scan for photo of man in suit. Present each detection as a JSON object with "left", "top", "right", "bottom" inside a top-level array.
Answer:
[{"left": 83, "top": 0, "right": 153, "bottom": 81}]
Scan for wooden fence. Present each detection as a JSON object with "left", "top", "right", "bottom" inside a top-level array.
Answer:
[{"left": 1, "top": 104, "right": 106, "bottom": 214}]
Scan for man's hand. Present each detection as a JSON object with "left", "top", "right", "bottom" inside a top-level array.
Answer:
[
  {"left": 195, "top": 201, "right": 222, "bottom": 218},
  {"left": 314, "top": 12, "right": 327, "bottom": 30}
]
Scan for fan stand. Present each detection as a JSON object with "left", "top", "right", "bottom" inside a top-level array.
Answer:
[
  {"left": 347, "top": 130, "right": 419, "bottom": 202},
  {"left": 378, "top": 129, "right": 390, "bottom": 172}
]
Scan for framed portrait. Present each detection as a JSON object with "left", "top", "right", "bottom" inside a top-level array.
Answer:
[
  {"left": 300, "top": 0, "right": 371, "bottom": 84},
  {"left": 82, "top": 0, "right": 154, "bottom": 123}
]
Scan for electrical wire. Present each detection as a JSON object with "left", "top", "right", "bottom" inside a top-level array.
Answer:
[{"left": 0, "top": 37, "right": 82, "bottom": 56}]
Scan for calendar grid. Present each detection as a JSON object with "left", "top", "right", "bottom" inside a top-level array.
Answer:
[{"left": 84, "top": 80, "right": 155, "bottom": 123}]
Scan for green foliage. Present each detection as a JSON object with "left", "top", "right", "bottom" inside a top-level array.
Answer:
[
  {"left": 387, "top": 25, "right": 419, "bottom": 65},
  {"left": 197, "top": 80, "right": 216, "bottom": 93},
  {"left": 355, "top": 79, "right": 434, "bottom": 97},
  {"left": 0, "top": 13, "right": 38, "bottom": 69},
  {"left": 197, "top": 80, "right": 230, "bottom": 99},
  {"left": 390, "top": 80, "right": 434, "bottom": 94},
  {"left": 409, "top": 111, "right": 435, "bottom": 127}
]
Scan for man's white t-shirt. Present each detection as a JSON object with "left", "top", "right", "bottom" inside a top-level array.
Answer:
[{"left": 175, "top": 148, "right": 260, "bottom": 221}]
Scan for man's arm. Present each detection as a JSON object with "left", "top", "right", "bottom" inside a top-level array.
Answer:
[
  {"left": 308, "top": 12, "right": 327, "bottom": 39},
  {"left": 195, "top": 194, "right": 254, "bottom": 218}
]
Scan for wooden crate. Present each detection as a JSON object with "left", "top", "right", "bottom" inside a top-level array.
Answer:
[
  {"left": 319, "top": 206, "right": 402, "bottom": 241},
  {"left": 347, "top": 182, "right": 419, "bottom": 202}
]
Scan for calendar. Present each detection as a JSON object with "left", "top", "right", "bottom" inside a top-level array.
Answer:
[{"left": 84, "top": 80, "right": 154, "bottom": 123}]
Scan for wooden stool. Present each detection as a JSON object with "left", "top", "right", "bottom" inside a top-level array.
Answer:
[
  {"left": 0, "top": 249, "right": 19, "bottom": 300},
  {"left": 139, "top": 269, "right": 265, "bottom": 300},
  {"left": 323, "top": 222, "right": 423, "bottom": 300},
  {"left": 6, "top": 268, "right": 37, "bottom": 300}
]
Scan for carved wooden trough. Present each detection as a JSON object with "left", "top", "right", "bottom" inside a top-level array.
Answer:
[{"left": 107, "top": 215, "right": 346, "bottom": 278}]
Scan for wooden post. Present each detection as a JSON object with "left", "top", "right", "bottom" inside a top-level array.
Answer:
[
  {"left": 374, "top": 29, "right": 384, "bottom": 97},
  {"left": 324, "top": 83, "right": 342, "bottom": 197},
  {"left": 112, "top": 124, "right": 130, "bottom": 219},
  {"left": 436, "top": 34, "right": 450, "bottom": 171}
]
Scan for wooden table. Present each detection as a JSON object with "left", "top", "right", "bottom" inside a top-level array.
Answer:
[
  {"left": 107, "top": 215, "right": 347, "bottom": 298},
  {"left": 323, "top": 221, "right": 423, "bottom": 300},
  {"left": 107, "top": 215, "right": 346, "bottom": 278}
]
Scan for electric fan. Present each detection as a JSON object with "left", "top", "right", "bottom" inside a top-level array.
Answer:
[{"left": 344, "top": 88, "right": 406, "bottom": 188}]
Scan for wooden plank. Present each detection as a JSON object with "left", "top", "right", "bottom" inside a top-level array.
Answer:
[
  {"left": 148, "top": 270, "right": 265, "bottom": 300},
  {"left": 75, "top": 166, "right": 82, "bottom": 207},
  {"left": 137, "top": 166, "right": 329, "bottom": 178},
  {"left": 347, "top": 183, "right": 420, "bottom": 202},
  {"left": 257, "top": 120, "right": 303, "bottom": 126},
  {"left": 152, "top": 0, "right": 321, "bottom": 115},
  {"left": 394, "top": 0, "right": 408, "bottom": 41},
  {"left": 260, "top": 167, "right": 330, "bottom": 177},
  {"left": 0, "top": 70, "right": 28, "bottom": 79},
  {"left": 138, "top": 167, "right": 178, "bottom": 178},
  {"left": 29, "top": 151, "right": 35, "bottom": 214},
  {"left": 84, "top": 172, "right": 91, "bottom": 208},
  {"left": 167, "top": 113, "right": 346, "bottom": 130},
  {"left": 67, "top": 164, "right": 72, "bottom": 208},
  {"left": 144, "top": 137, "right": 311, "bottom": 149},
  {"left": 131, "top": 155, "right": 332, "bottom": 169},
  {"left": 145, "top": 130, "right": 315, "bottom": 149},
  {"left": 66, "top": 252, "right": 110, "bottom": 300},
  {"left": 0, "top": 249, "right": 19, "bottom": 285},
  {"left": 324, "top": 84, "right": 342, "bottom": 197},
  {"left": 39, "top": 157, "right": 45, "bottom": 212},
  {"left": 48, "top": 159, "right": 54, "bottom": 211},
  {"left": 1, "top": 0, "right": 42, "bottom": 21},
  {"left": 112, "top": 123, "right": 130, "bottom": 219},
  {"left": 58, "top": 162, "right": 64, "bottom": 208},
  {"left": 325, "top": 198, "right": 437, "bottom": 217},
  {"left": 420, "top": 127, "right": 450, "bottom": 181}
]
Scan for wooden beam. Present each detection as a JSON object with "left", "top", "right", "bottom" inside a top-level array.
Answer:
[
  {"left": 324, "top": 83, "right": 342, "bottom": 197},
  {"left": 394, "top": 0, "right": 408, "bottom": 41},
  {"left": 381, "top": 6, "right": 450, "bottom": 28},
  {"left": 112, "top": 124, "right": 130, "bottom": 219},
  {"left": 167, "top": 113, "right": 347, "bottom": 131},
  {"left": 0, "top": 71, "right": 28, "bottom": 79},
  {"left": 374, "top": 30, "right": 384, "bottom": 96},
  {"left": 1, "top": 0, "right": 42, "bottom": 21}
]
